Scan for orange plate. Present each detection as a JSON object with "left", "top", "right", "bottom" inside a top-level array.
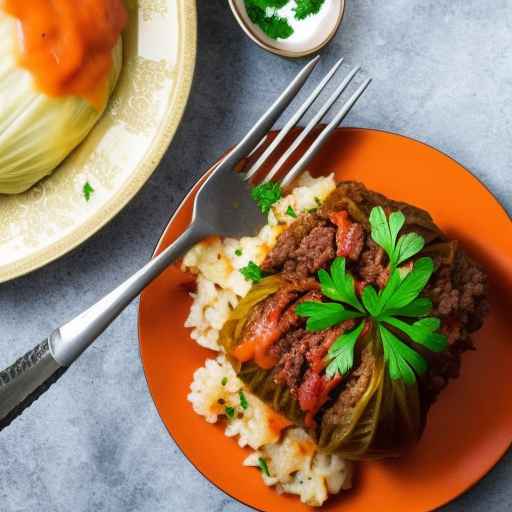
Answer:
[{"left": 138, "top": 128, "right": 512, "bottom": 512}]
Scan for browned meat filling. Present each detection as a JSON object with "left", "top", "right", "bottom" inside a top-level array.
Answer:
[{"left": 236, "top": 182, "right": 488, "bottom": 433}]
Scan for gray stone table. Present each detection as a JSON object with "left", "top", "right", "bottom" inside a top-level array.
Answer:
[{"left": 1, "top": 1, "right": 511, "bottom": 511}]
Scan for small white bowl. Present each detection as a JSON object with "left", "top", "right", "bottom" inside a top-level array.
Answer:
[{"left": 229, "top": 0, "right": 345, "bottom": 58}]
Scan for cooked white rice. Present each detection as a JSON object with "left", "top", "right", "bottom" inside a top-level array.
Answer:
[{"left": 184, "top": 173, "right": 353, "bottom": 507}]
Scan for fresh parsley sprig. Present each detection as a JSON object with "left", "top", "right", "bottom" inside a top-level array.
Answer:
[
  {"left": 294, "top": 0, "right": 326, "bottom": 20},
  {"left": 245, "top": 0, "right": 294, "bottom": 40},
  {"left": 251, "top": 182, "right": 282, "bottom": 214},
  {"left": 296, "top": 207, "right": 448, "bottom": 384}
]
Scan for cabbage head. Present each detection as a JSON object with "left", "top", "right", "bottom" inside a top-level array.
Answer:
[{"left": 0, "top": 9, "right": 123, "bottom": 194}]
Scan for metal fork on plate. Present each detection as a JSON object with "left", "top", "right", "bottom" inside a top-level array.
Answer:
[{"left": 0, "top": 56, "right": 371, "bottom": 431}]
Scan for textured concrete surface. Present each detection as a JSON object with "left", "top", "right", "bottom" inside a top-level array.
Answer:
[{"left": 1, "top": 1, "right": 511, "bottom": 511}]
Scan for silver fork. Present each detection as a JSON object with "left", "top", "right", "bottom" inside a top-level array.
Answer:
[{"left": 0, "top": 57, "right": 371, "bottom": 431}]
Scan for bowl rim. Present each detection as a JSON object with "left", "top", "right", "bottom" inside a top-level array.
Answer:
[
  {"left": 0, "top": 0, "right": 198, "bottom": 284},
  {"left": 228, "top": 0, "right": 346, "bottom": 59},
  {"left": 138, "top": 126, "right": 512, "bottom": 512}
]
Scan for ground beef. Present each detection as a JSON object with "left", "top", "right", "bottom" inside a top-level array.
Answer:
[
  {"left": 261, "top": 213, "right": 325, "bottom": 273},
  {"left": 271, "top": 321, "right": 356, "bottom": 398},
  {"left": 272, "top": 329, "right": 326, "bottom": 396},
  {"left": 357, "top": 238, "right": 390, "bottom": 289},
  {"left": 283, "top": 226, "right": 336, "bottom": 276},
  {"left": 321, "top": 345, "right": 376, "bottom": 429},
  {"left": 424, "top": 251, "right": 488, "bottom": 330}
]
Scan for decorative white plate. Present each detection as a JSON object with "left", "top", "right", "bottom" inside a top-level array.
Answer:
[{"left": 0, "top": 0, "right": 197, "bottom": 283}]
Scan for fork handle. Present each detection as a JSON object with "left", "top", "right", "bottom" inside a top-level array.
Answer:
[
  {"left": 0, "top": 221, "right": 209, "bottom": 432},
  {"left": 0, "top": 339, "right": 65, "bottom": 431}
]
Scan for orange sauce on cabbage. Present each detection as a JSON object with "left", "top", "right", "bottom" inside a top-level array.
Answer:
[{"left": 4, "top": 0, "right": 128, "bottom": 110}]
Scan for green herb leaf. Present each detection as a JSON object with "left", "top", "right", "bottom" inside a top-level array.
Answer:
[
  {"left": 239, "top": 390, "right": 249, "bottom": 410},
  {"left": 376, "top": 269, "right": 402, "bottom": 315},
  {"left": 240, "top": 261, "right": 264, "bottom": 283},
  {"left": 395, "top": 232, "right": 425, "bottom": 266},
  {"left": 258, "top": 457, "right": 271, "bottom": 477},
  {"left": 379, "top": 324, "right": 428, "bottom": 384},
  {"left": 369, "top": 206, "right": 425, "bottom": 268},
  {"left": 388, "top": 210, "right": 406, "bottom": 249},
  {"left": 235, "top": 248, "right": 243, "bottom": 257},
  {"left": 385, "top": 297, "right": 433, "bottom": 318},
  {"left": 248, "top": 0, "right": 289, "bottom": 8},
  {"left": 329, "top": 257, "right": 364, "bottom": 312},
  {"left": 286, "top": 205, "right": 298, "bottom": 218},
  {"left": 382, "top": 316, "right": 448, "bottom": 352},
  {"left": 245, "top": 1, "right": 294, "bottom": 40},
  {"left": 225, "top": 406, "right": 235, "bottom": 419},
  {"left": 221, "top": 377, "right": 228, "bottom": 386},
  {"left": 381, "top": 257, "right": 434, "bottom": 312},
  {"left": 296, "top": 301, "right": 364, "bottom": 331},
  {"left": 294, "top": 0, "right": 326, "bottom": 20},
  {"left": 369, "top": 206, "right": 394, "bottom": 260},
  {"left": 326, "top": 322, "right": 365, "bottom": 378},
  {"left": 361, "top": 285, "right": 380, "bottom": 316},
  {"left": 251, "top": 181, "right": 282, "bottom": 214},
  {"left": 83, "top": 181, "right": 94, "bottom": 201},
  {"left": 314, "top": 196, "right": 322, "bottom": 206}
]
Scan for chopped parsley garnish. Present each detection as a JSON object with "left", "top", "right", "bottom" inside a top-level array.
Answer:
[
  {"left": 83, "top": 181, "right": 94, "bottom": 201},
  {"left": 239, "top": 390, "right": 249, "bottom": 410},
  {"left": 296, "top": 206, "right": 448, "bottom": 385},
  {"left": 221, "top": 377, "right": 228, "bottom": 386},
  {"left": 286, "top": 205, "right": 298, "bottom": 218},
  {"left": 240, "top": 261, "right": 264, "bottom": 283},
  {"left": 225, "top": 406, "right": 236, "bottom": 419},
  {"left": 314, "top": 196, "right": 322, "bottom": 206},
  {"left": 248, "top": 0, "right": 289, "bottom": 8},
  {"left": 294, "top": 0, "right": 326, "bottom": 20},
  {"left": 235, "top": 248, "right": 243, "bottom": 257},
  {"left": 258, "top": 457, "right": 271, "bottom": 477},
  {"left": 251, "top": 181, "right": 283, "bottom": 214},
  {"left": 245, "top": 0, "right": 294, "bottom": 40}
]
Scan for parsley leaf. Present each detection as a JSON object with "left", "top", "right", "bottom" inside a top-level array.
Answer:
[
  {"left": 249, "top": 0, "right": 289, "bottom": 7},
  {"left": 286, "top": 205, "right": 298, "bottom": 218},
  {"left": 380, "top": 258, "right": 434, "bottom": 313},
  {"left": 258, "top": 457, "right": 271, "bottom": 477},
  {"left": 240, "top": 261, "right": 264, "bottom": 283},
  {"left": 395, "top": 232, "right": 425, "bottom": 266},
  {"left": 318, "top": 257, "right": 364, "bottom": 312},
  {"left": 379, "top": 324, "right": 428, "bottom": 384},
  {"left": 221, "top": 377, "right": 228, "bottom": 386},
  {"left": 83, "top": 181, "right": 94, "bottom": 201},
  {"left": 369, "top": 206, "right": 425, "bottom": 268},
  {"left": 239, "top": 390, "right": 249, "bottom": 410},
  {"left": 381, "top": 316, "right": 448, "bottom": 352},
  {"left": 384, "top": 297, "right": 433, "bottom": 318},
  {"left": 225, "top": 406, "right": 235, "bottom": 419},
  {"left": 235, "top": 248, "right": 243, "bottom": 257},
  {"left": 296, "top": 301, "right": 364, "bottom": 331},
  {"left": 326, "top": 322, "right": 365, "bottom": 379},
  {"left": 245, "top": 1, "right": 294, "bottom": 40},
  {"left": 251, "top": 181, "right": 282, "bottom": 214},
  {"left": 294, "top": 0, "right": 326, "bottom": 20}
]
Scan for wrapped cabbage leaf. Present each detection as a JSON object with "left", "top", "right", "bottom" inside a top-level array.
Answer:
[
  {"left": 0, "top": 7, "right": 124, "bottom": 194},
  {"left": 221, "top": 182, "right": 488, "bottom": 459}
]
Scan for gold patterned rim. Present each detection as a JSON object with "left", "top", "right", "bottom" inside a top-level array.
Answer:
[
  {"left": 228, "top": 0, "right": 345, "bottom": 58},
  {"left": 0, "top": 1, "right": 197, "bottom": 283}
]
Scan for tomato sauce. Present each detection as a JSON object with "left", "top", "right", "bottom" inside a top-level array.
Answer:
[{"left": 4, "top": 0, "right": 127, "bottom": 110}]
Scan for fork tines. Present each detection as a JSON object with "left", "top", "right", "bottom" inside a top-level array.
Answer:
[{"left": 244, "top": 58, "right": 372, "bottom": 189}]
